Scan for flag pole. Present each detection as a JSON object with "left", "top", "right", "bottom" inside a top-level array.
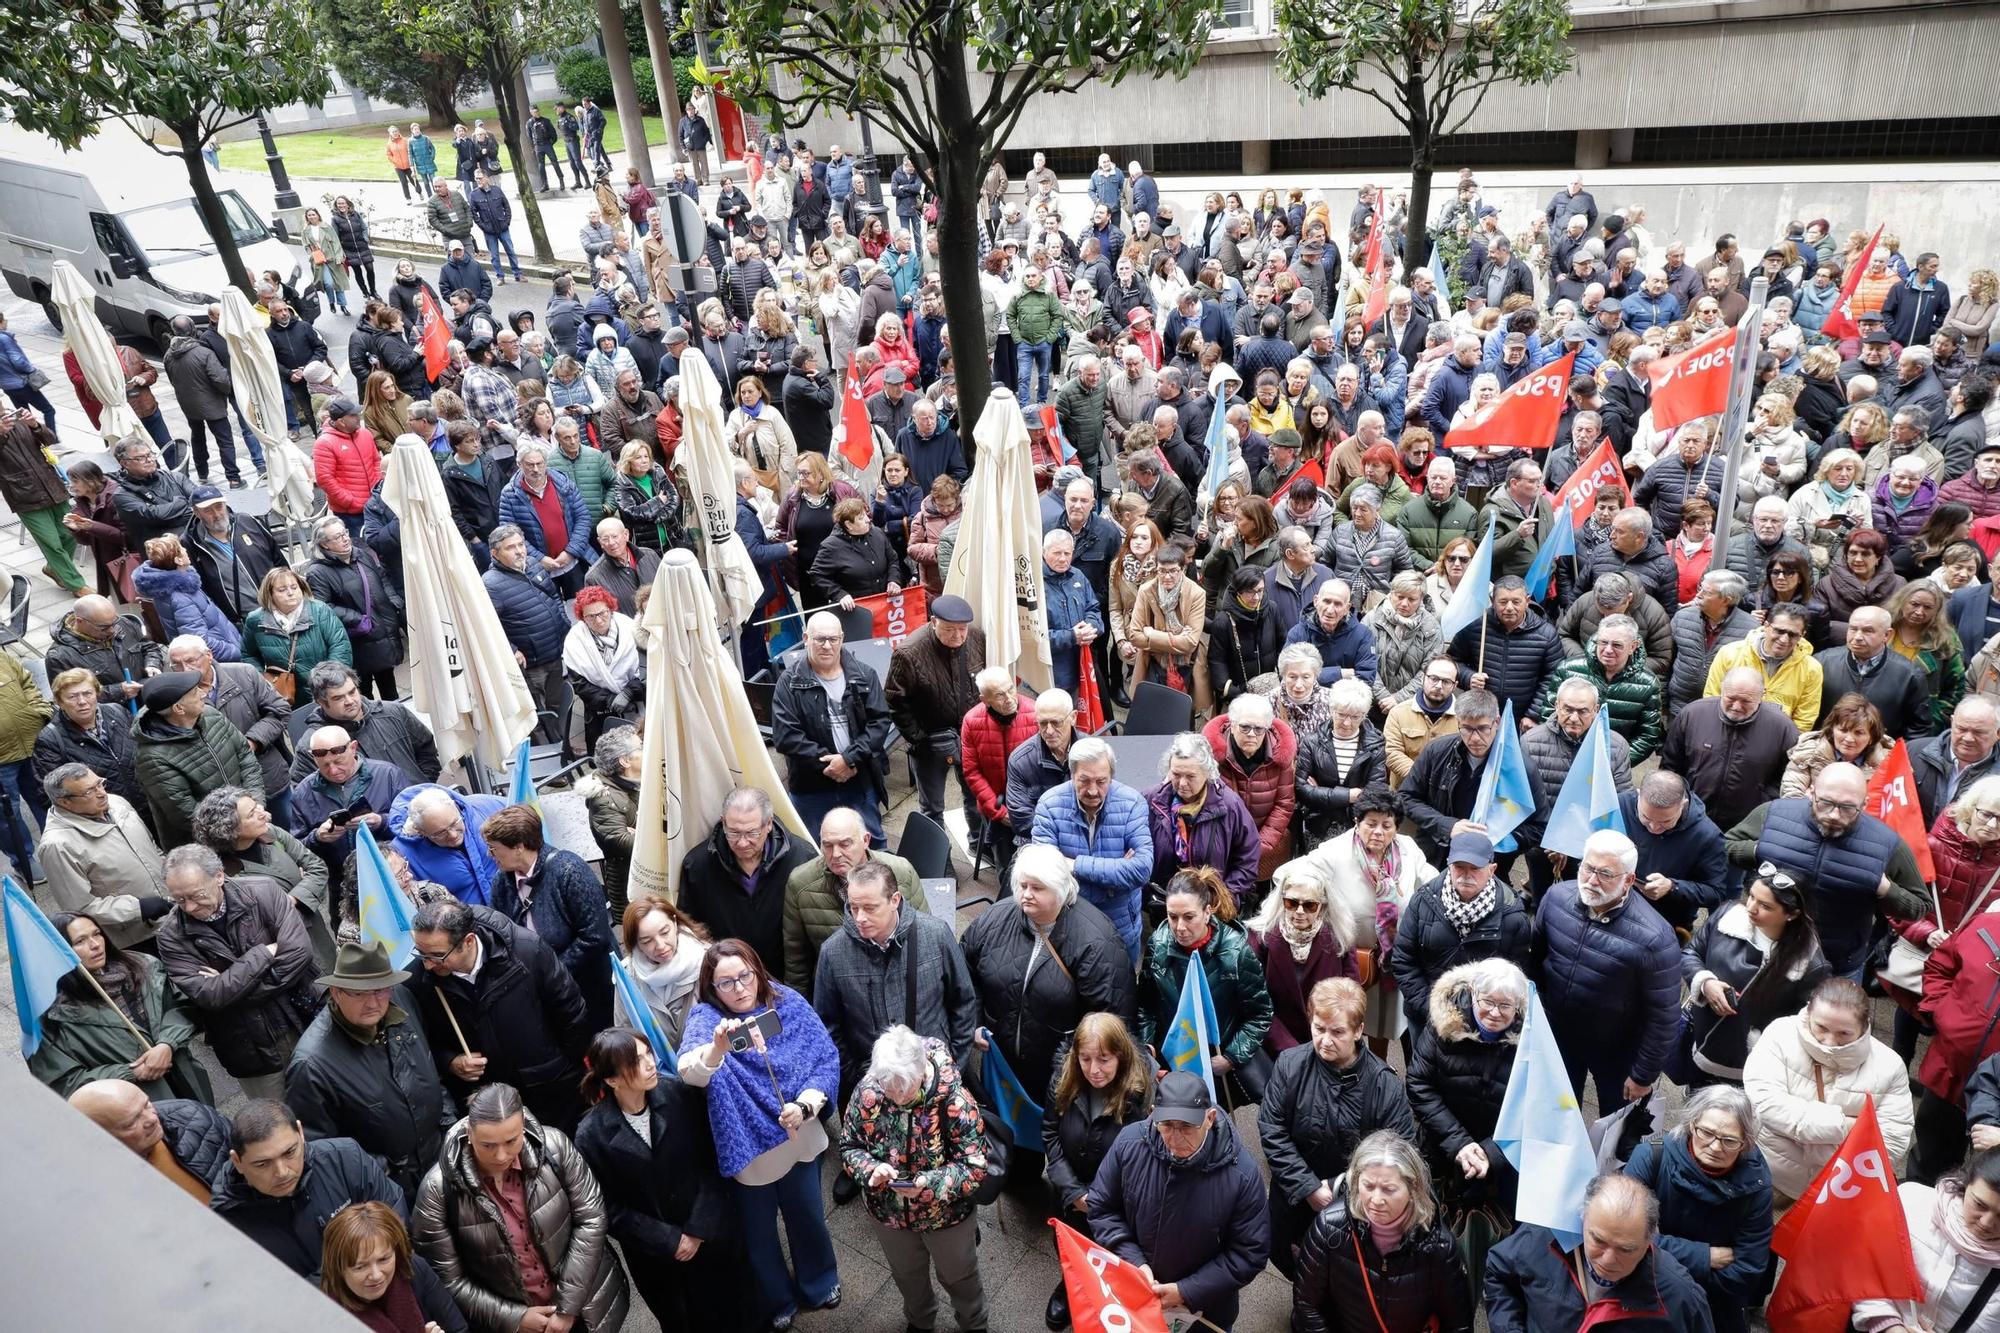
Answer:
[
  {"left": 1478, "top": 614, "right": 1489, "bottom": 676},
  {"left": 437, "top": 991, "right": 473, "bottom": 1056},
  {"left": 1707, "top": 277, "right": 1768, "bottom": 553},
  {"left": 76, "top": 966, "right": 154, "bottom": 1050}
]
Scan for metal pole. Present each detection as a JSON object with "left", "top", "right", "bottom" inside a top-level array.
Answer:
[
  {"left": 856, "top": 113, "right": 884, "bottom": 214},
  {"left": 1707, "top": 275, "right": 1769, "bottom": 553},
  {"left": 256, "top": 110, "right": 302, "bottom": 212}
]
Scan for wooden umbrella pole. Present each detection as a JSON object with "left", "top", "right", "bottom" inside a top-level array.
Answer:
[
  {"left": 1479, "top": 613, "right": 1490, "bottom": 676},
  {"left": 76, "top": 966, "right": 154, "bottom": 1050},
  {"left": 437, "top": 991, "right": 473, "bottom": 1056}
]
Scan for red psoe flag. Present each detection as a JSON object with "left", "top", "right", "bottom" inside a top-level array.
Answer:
[
  {"left": 1819, "top": 223, "right": 1883, "bottom": 343},
  {"left": 418, "top": 286, "right": 451, "bottom": 381},
  {"left": 838, "top": 353, "right": 875, "bottom": 472},
  {"left": 1052, "top": 1217, "right": 1171, "bottom": 1333},
  {"left": 1360, "top": 213, "right": 1389, "bottom": 326},
  {"left": 1443, "top": 350, "right": 1577, "bottom": 453},
  {"left": 1552, "top": 437, "right": 1630, "bottom": 529},
  {"left": 1767, "top": 1097, "right": 1924, "bottom": 1333},
  {"left": 1868, "top": 738, "right": 1937, "bottom": 881},
  {"left": 1075, "top": 643, "right": 1106, "bottom": 735},
  {"left": 1643, "top": 328, "right": 1735, "bottom": 434},
  {"left": 854, "top": 587, "right": 928, "bottom": 646}
]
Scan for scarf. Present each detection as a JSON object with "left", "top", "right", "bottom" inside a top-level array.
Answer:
[
  {"left": 630, "top": 938, "right": 705, "bottom": 1038},
  {"left": 1368, "top": 1200, "right": 1413, "bottom": 1255},
  {"left": 1274, "top": 684, "right": 1331, "bottom": 738},
  {"left": 1277, "top": 913, "right": 1320, "bottom": 963},
  {"left": 683, "top": 983, "right": 840, "bottom": 1177},
  {"left": 1936, "top": 1179, "right": 2000, "bottom": 1267},
  {"left": 1441, "top": 878, "right": 1497, "bottom": 936},
  {"left": 1356, "top": 837, "right": 1402, "bottom": 905},
  {"left": 1822, "top": 480, "right": 1859, "bottom": 507},
  {"left": 1120, "top": 552, "right": 1157, "bottom": 592},
  {"left": 354, "top": 1276, "right": 429, "bottom": 1333},
  {"left": 562, "top": 614, "right": 642, "bottom": 692}
]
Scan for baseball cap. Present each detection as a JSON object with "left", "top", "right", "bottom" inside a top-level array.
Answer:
[
  {"left": 1448, "top": 830, "right": 1495, "bottom": 866},
  {"left": 1504, "top": 332, "right": 1528, "bottom": 348},
  {"left": 447, "top": 238, "right": 466, "bottom": 252},
  {"left": 191, "top": 485, "right": 228, "bottom": 508},
  {"left": 1149, "top": 1072, "right": 1215, "bottom": 1125}
]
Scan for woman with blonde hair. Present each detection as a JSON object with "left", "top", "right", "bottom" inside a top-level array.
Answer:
[
  {"left": 1784, "top": 447, "right": 1873, "bottom": 569},
  {"left": 320, "top": 1200, "right": 467, "bottom": 1332},
  {"left": 1247, "top": 863, "right": 1361, "bottom": 1054},
  {"left": 1424, "top": 536, "right": 1478, "bottom": 616},
  {"left": 1738, "top": 393, "right": 1810, "bottom": 521},
  {"left": 723, "top": 372, "right": 798, "bottom": 502},
  {"left": 1944, "top": 267, "right": 1999, "bottom": 358},
  {"left": 1292, "top": 1130, "right": 1471, "bottom": 1333},
  {"left": 1888, "top": 580, "right": 1967, "bottom": 729},
  {"left": 814, "top": 264, "right": 862, "bottom": 369}
]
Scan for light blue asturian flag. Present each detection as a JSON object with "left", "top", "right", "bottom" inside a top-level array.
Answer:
[
  {"left": 1542, "top": 706, "right": 1629, "bottom": 859},
  {"left": 5, "top": 875, "right": 82, "bottom": 1057},
  {"left": 1494, "top": 983, "right": 1596, "bottom": 1250},
  {"left": 1427, "top": 239, "right": 1453, "bottom": 319},
  {"left": 610, "top": 951, "right": 672, "bottom": 1064},
  {"left": 1160, "top": 953, "right": 1222, "bottom": 1104},
  {"left": 1471, "top": 699, "right": 1536, "bottom": 852},
  {"left": 508, "top": 735, "right": 539, "bottom": 811},
  {"left": 979, "top": 1027, "right": 1046, "bottom": 1149},
  {"left": 1200, "top": 374, "right": 1232, "bottom": 505},
  {"left": 354, "top": 830, "right": 416, "bottom": 967},
  {"left": 1438, "top": 512, "right": 1497, "bottom": 641},
  {"left": 1522, "top": 505, "right": 1575, "bottom": 603}
]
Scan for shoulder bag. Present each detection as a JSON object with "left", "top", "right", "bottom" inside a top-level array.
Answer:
[
  {"left": 1879, "top": 863, "right": 2000, "bottom": 997},
  {"left": 263, "top": 627, "right": 300, "bottom": 703}
]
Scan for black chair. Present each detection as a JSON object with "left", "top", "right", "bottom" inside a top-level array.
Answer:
[
  {"left": 837, "top": 604, "right": 876, "bottom": 642},
  {"left": 0, "top": 574, "right": 31, "bottom": 652},
  {"left": 897, "top": 809, "right": 955, "bottom": 881},
  {"left": 1121, "top": 681, "right": 1194, "bottom": 736}
]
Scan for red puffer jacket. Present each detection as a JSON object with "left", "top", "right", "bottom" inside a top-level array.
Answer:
[
  {"left": 1203, "top": 713, "right": 1298, "bottom": 877},
  {"left": 1919, "top": 911, "right": 2000, "bottom": 1101},
  {"left": 312, "top": 422, "right": 382, "bottom": 515},
  {"left": 959, "top": 696, "right": 1037, "bottom": 823},
  {"left": 1900, "top": 813, "right": 2000, "bottom": 944}
]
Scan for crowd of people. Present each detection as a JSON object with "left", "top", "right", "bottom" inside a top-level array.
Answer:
[{"left": 9, "top": 135, "right": 2000, "bottom": 1333}]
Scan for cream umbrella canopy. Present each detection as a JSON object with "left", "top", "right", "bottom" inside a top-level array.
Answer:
[
  {"left": 628, "top": 548, "right": 806, "bottom": 902},
  {"left": 381, "top": 435, "right": 538, "bottom": 779},
  {"left": 217, "top": 289, "right": 316, "bottom": 520},
  {"left": 945, "top": 388, "right": 1052, "bottom": 691},
  {"left": 673, "top": 346, "right": 763, "bottom": 631},
  {"left": 49, "top": 260, "right": 140, "bottom": 444}
]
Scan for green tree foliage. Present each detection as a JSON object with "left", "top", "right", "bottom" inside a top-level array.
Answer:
[
  {"left": 314, "top": 0, "right": 484, "bottom": 130},
  {"left": 0, "top": 0, "right": 331, "bottom": 296},
  {"left": 710, "top": 0, "right": 1222, "bottom": 439},
  {"left": 1274, "top": 0, "right": 1574, "bottom": 270},
  {"left": 557, "top": 50, "right": 700, "bottom": 111}
]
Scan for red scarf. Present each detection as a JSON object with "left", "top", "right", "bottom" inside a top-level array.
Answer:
[{"left": 355, "top": 1276, "right": 429, "bottom": 1333}]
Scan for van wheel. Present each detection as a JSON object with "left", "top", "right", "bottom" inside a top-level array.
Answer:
[
  {"left": 146, "top": 315, "right": 173, "bottom": 351},
  {"left": 37, "top": 298, "right": 61, "bottom": 333}
]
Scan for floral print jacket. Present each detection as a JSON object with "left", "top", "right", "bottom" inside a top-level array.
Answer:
[{"left": 838, "top": 1037, "right": 988, "bottom": 1231}]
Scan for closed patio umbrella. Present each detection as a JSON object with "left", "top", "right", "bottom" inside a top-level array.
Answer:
[
  {"left": 381, "top": 435, "right": 538, "bottom": 780},
  {"left": 945, "top": 387, "right": 1052, "bottom": 691},
  {"left": 49, "top": 260, "right": 139, "bottom": 444},
  {"left": 628, "top": 547, "right": 805, "bottom": 902},
  {"left": 218, "top": 289, "right": 316, "bottom": 522},
  {"left": 674, "top": 346, "right": 762, "bottom": 631}
]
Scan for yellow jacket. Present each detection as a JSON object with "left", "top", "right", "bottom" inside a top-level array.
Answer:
[{"left": 1703, "top": 632, "right": 1824, "bottom": 732}]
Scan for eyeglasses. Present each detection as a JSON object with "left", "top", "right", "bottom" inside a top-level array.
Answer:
[
  {"left": 1282, "top": 898, "right": 1323, "bottom": 913},
  {"left": 1811, "top": 796, "right": 1863, "bottom": 817},
  {"left": 1425, "top": 674, "right": 1458, "bottom": 686},
  {"left": 1232, "top": 722, "right": 1270, "bottom": 735},
  {"left": 713, "top": 973, "right": 757, "bottom": 992},
  {"left": 1690, "top": 1124, "right": 1745, "bottom": 1151},
  {"left": 1579, "top": 862, "right": 1625, "bottom": 882},
  {"left": 806, "top": 633, "right": 842, "bottom": 645},
  {"left": 1754, "top": 861, "right": 1801, "bottom": 893},
  {"left": 414, "top": 937, "right": 468, "bottom": 962},
  {"left": 60, "top": 779, "right": 108, "bottom": 799}
]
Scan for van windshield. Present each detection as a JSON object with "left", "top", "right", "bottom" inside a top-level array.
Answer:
[{"left": 121, "top": 191, "right": 271, "bottom": 259}]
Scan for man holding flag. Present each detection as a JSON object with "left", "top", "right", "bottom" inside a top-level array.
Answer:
[
  {"left": 1522, "top": 687, "right": 1634, "bottom": 893},
  {"left": 1087, "top": 1070, "right": 1271, "bottom": 1331}
]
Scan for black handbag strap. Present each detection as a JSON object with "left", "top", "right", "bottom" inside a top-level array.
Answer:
[{"left": 1950, "top": 1265, "right": 2000, "bottom": 1333}]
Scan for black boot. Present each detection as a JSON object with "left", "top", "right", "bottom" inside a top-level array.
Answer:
[
  {"left": 1045, "top": 1279, "right": 1070, "bottom": 1331},
  {"left": 832, "top": 1170, "right": 860, "bottom": 1205}
]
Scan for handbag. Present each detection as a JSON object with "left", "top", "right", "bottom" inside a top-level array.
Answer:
[
  {"left": 25, "top": 369, "right": 49, "bottom": 390},
  {"left": 310, "top": 245, "right": 327, "bottom": 266},
  {"left": 1879, "top": 864, "right": 2000, "bottom": 997},
  {"left": 262, "top": 627, "right": 300, "bottom": 703}
]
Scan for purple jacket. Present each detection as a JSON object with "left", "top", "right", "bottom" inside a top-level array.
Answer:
[
  {"left": 1871, "top": 473, "right": 1938, "bottom": 550},
  {"left": 1144, "top": 778, "right": 1260, "bottom": 905}
]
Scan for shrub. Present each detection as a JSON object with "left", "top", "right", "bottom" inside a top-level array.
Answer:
[{"left": 555, "top": 49, "right": 688, "bottom": 114}]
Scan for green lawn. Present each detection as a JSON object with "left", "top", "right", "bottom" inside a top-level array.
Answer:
[{"left": 217, "top": 104, "right": 666, "bottom": 182}]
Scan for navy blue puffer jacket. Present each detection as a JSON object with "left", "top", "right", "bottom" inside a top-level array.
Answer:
[
  {"left": 481, "top": 561, "right": 571, "bottom": 665},
  {"left": 1623, "top": 1134, "right": 1774, "bottom": 1333},
  {"left": 1531, "top": 884, "right": 1683, "bottom": 1088}
]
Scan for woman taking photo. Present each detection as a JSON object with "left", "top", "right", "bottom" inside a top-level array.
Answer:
[
  {"left": 576, "top": 1028, "right": 743, "bottom": 1331},
  {"left": 1813, "top": 527, "right": 1903, "bottom": 641},
  {"left": 1041, "top": 1013, "right": 1156, "bottom": 1331},
  {"left": 1785, "top": 448, "right": 1873, "bottom": 571},
  {"left": 1888, "top": 581, "right": 1967, "bottom": 730},
  {"left": 676, "top": 939, "right": 842, "bottom": 1331},
  {"left": 616, "top": 897, "right": 711, "bottom": 1052},
  {"left": 809, "top": 497, "right": 911, "bottom": 610},
  {"left": 1855, "top": 1147, "right": 2000, "bottom": 1333},
  {"left": 1405, "top": 959, "right": 1526, "bottom": 1291},
  {"left": 319, "top": 1200, "right": 467, "bottom": 1333},
  {"left": 1258, "top": 978, "right": 1419, "bottom": 1279},
  {"left": 1136, "top": 867, "right": 1275, "bottom": 1103},
  {"left": 1744, "top": 977, "right": 1914, "bottom": 1204},
  {"left": 1277, "top": 788, "right": 1435, "bottom": 1053},
  {"left": 959, "top": 844, "right": 1137, "bottom": 1118},
  {"left": 1291, "top": 1130, "right": 1472, "bottom": 1333},
  {"left": 239, "top": 566, "right": 352, "bottom": 694},
  {"left": 1292, "top": 678, "right": 1390, "bottom": 847},
  {"left": 1622, "top": 1087, "right": 1775, "bottom": 1333},
  {"left": 1681, "top": 867, "right": 1828, "bottom": 1086},
  {"left": 1245, "top": 866, "right": 1360, "bottom": 1055},
  {"left": 1780, "top": 692, "right": 1891, "bottom": 798},
  {"left": 28, "top": 910, "right": 213, "bottom": 1103}
]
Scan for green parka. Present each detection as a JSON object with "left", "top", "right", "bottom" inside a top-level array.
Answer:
[
  {"left": 27, "top": 952, "right": 215, "bottom": 1103},
  {"left": 1136, "top": 916, "right": 1274, "bottom": 1071}
]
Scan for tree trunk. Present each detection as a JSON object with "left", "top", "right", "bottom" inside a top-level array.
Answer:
[
  {"left": 176, "top": 128, "right": 253, "bottom": 298},
  {"left": 594, "top": 0, "right": 654, "bottom": 187},
  {"left": 485, "top": 49, "right": 552, "bottom": 261},
  {"left": 1403, "top": 71, "right": 1434, "bottom": 284},
  {"left": 928, "top": 47, "right": 992, "bottom": 455},
  {"left": 638, "top": 0, "right": 684, "bottom": 153},
  {"left": 422, "top": 72, "right": 461, "bottom": 131}
]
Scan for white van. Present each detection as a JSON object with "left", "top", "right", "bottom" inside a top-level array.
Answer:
[{"left": 0, "top": 151, "right": 301, "bottom": 345}]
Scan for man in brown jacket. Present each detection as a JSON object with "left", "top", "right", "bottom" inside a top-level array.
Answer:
[
  {"left": 1382, "top": 655, "right": 1462, "bottom": 787},
  {"left": 884, "top": 593, "right": 986, "bottom": 826}
]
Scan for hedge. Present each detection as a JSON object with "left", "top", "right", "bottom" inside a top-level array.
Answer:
[{"left": 554, "top": 50, "right": 699, "bottom": 113}]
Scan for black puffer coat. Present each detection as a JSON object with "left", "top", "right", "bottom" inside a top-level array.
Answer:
[
  {"left": 1446, "top": 607, "right": 1565, "bottom": 722},
  {"left": 1294, "top": 721, "right": 1390, "bottom": 845},
  {"left": 285, "top": 993, "right": 455, "bottom": 1200},
  {"left": 212, "top": 1136, "right": 406, "bottom": 1279},
  {"left": 45, "top": 613, "right": 163, "bottom": 705},
  {"left": 1258, "top": 1043, "right": 1418, "bottom": 1276},
  {"left": 959, "top": 895, "right": 1138, "bottom": 1102},
  {"left": 481, "top": 562, "right": 570, "bottom": 667},
  {"left": 305, "top": 550, "right": 405, "bottom": 674},
  {"left": 1041, "top": 1033, "right": 1157, "bottom": 1212},
  {"left": 1577, "top": 532, "right": 1683, "bottom": 611},
  {"left": 1398, "top": 735, "right": 1487, "bottom": 867},
  {"left": 32, "top": 705, "right": 145, "bottom": 813},
  {"left": 1405, "top": 964, "right": 1522, "bottom": 1212},
  {"left": 158, "top": 1097, "right": 234, "bottom": 1191},
  {"left": 403, "top": 910, "right": 589, "bottom": 1107},
  {"left": 1292, "top": 1190, "right": 1474, "bottom": 1333},
  {"left": 1386, "top": 873, "right": 1534, "bottom": 1031}
]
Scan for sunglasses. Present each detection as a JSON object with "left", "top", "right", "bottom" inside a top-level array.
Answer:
[{"left": 1281, "top": 898, "right": 1323, "bottom": 913}]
